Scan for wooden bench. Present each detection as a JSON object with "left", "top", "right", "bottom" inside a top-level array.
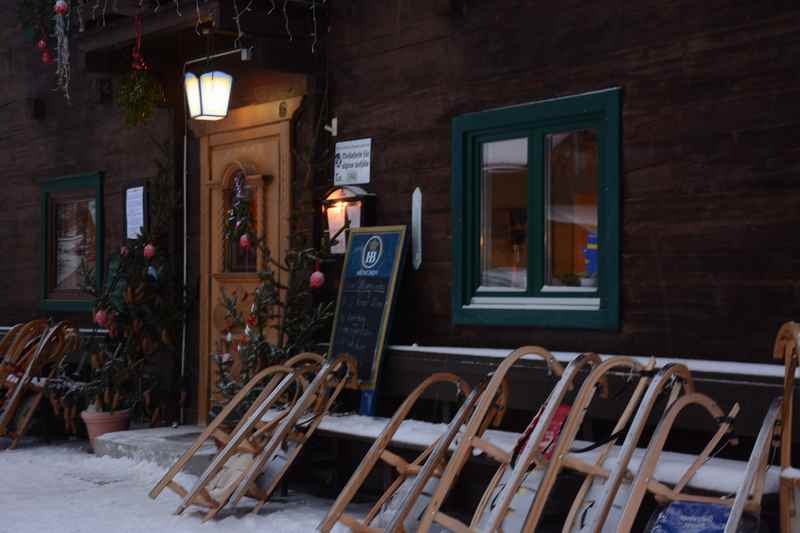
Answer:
[{"left": 264, "top": 410, "right": 782, "bottom": 497}]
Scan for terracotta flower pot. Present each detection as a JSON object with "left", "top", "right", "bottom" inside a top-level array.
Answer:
[{"left": 80, "top": 409, "right": 131, "bottom": 451}]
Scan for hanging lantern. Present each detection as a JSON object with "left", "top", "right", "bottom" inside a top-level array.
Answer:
[{"left": 184, "top": 71, "right": 233, "bottom": 121}]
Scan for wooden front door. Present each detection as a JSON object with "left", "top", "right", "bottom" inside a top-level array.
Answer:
[{"left": 194, "top": 97, "right": 301, "bottom": 422}]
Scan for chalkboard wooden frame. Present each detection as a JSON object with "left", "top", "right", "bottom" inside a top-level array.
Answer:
[{"left": 327, "top": 225, "right": 407, "bottom": 391}]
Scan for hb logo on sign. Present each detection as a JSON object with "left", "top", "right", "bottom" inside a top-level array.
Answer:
[{"left": 361, "top": 236, "right": 383, "bottom": 269}]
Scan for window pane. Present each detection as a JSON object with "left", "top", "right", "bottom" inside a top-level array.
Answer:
[
  {"left": 545, "top": 129, "right": 599, "bottom": 287},
  {"left": 226, "top": 171, "right": 257, "bottom": 272},
  {"left": 54, "top": 198, "right": 96, "bottom": 291},
  {"left": 480, "top": 138, "right": 528, "bottom": 289}
]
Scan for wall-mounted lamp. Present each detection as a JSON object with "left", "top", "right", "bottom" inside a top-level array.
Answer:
[
  {"left": 184, "top": 70, "right": 233, "bottom": 121},
  {"left": 322, "top": 186, "right": 376, "bottom": 254}
]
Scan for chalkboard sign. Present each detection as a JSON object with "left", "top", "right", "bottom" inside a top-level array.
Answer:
[{"left": 328, "top": 226, "right": 407, "bottom": 390}]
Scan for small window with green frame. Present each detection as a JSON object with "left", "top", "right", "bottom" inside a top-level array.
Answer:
[
  {"left": 452, "top": 89, "right": 620, "bottom": 329},
  {"left": 40, "top": 172, "right": 104, "bottom": 311}
]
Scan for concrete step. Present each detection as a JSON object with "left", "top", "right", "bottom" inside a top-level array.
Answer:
[{"left": 94, "top": 425, "right": 215, "bottom": 476}]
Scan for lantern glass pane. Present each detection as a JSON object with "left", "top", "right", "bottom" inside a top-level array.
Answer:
[
  {"left": 198, "top": 71, "right": 232, "bottom": 120},
  {"left": 184, "top": 73, "right": 201, "bottom": 118}
]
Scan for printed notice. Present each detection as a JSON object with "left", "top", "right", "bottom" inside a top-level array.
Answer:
[
  {"left": 125, "top": 186, "right": 145, "bottom": 239},
  {"left": 334, "top": 138, "right": 372, "bottom": 185}
]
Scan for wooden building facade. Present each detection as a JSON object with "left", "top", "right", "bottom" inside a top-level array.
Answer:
[{"left": 1, "top": 1, "right": 799, "bottom": 436}]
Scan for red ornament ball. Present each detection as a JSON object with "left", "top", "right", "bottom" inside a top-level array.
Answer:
[
  {"left": 41, "top": 50, "right": 54, "bottom": 64},
  {"left": 94, "top": 309, "right": 108, "bottom": 327},
  {"left": 53, "top": 0, "right": 69, "bottom": 15},
  {"left": 239, "top": 233, "right": 251, "bottom": 250},
  {"left": 143, "top": 243, "right": 156, "bottom": 259},
  {"left": 120, "top": 245, "right": 129, "bottom": 257},
  {"left": 36, "top": 39, "right": 48, "bottom": 50},
  {"left": 310, "top": 270, "right": 325, "bottom": 289}
]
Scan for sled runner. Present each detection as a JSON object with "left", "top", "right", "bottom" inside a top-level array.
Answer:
[
  {"left": 317, "top": 372, "right": 472, "bottom": 533},
  {"left": 565, "top": 363, "right": 695, "bottom": 533},
  {"left": 0, "top": 321, "right": 76, "bottom": 448},
  {"left": 773, "top": 321, "right": 799, "bottom": 533},
  {"left": 150, "top": 352, "right": 326, "bottom": 512}
]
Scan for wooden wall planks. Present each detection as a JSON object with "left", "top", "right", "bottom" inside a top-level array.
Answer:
[{"left": 320, "top": 1, "right": 800, "bottom": 363}]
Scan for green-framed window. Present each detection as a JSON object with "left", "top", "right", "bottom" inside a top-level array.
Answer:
[
  {"left": 452, "top": 89, "right": 620, "bottom": 329},
  {"left": 40, "top": 172, "right": 104, "bottom": 312}
]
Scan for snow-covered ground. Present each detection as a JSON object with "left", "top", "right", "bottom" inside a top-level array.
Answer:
[{"left": 0, "top": 440, "right": 359, "bottom": 533}]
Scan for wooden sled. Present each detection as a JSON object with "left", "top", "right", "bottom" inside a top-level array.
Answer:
[
  {"left": 0, "top": 321, "right": 76, "bottom": 448},
  {"left": 227, "top": 354, "right": 358, "bottom": 515},
  {"left": 370, "top": 346, "right": 561, "bottom": 533},
  {"left": 773, "top": 321, "right": 799, "bottom": 533},
  {"left": 564, "top": 363, "right": 695, "bottom": 533},
  {"left": 0, "top": 319, "right": 49, "bottom": 385},
  {"left": 611, "top": 391, "right": 759, "bottom": 533},
  {"left": 317, "top": 372, "right": 476, "bottom": 532},
  {"left": 150, "top": 352, "right": 326, "bottom": 514},
  {"left": 402, "top": 351, "right": 597, "bottom": 533},
  {"left": 428, "top": 356, "right": 656, "bottom": 533},
  {"left": 320, "top": 346, "right": 560, "bottom": 533},
  {"left": 170, "top": 353, "right": 356, "bottom": 521}
]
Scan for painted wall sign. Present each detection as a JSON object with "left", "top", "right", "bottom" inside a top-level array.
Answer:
[
  {"left": 333, "top": 138, "right": 372, "bottom": 185},
  {"left": 328, "top": 226, "right": 407, "bottom": 412}
]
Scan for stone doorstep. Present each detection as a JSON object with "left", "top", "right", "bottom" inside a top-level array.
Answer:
[{"left": 94, "top": 425, "right": 216, "bottom": 476}]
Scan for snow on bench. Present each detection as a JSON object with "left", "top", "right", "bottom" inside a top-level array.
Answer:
[{"left": 266, "top": 411, "right": 781, "bottom": 496}]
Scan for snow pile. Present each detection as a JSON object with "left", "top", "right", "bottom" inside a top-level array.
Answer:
[{"left": 0, "top": 441, "right": 358, "bottom": 533}]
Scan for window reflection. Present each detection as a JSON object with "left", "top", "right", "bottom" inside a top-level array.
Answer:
[
  {"left": 53, "top": 198, "right": 96, "bottom": 292},
  {"left": 480, "top": 138, "right": 528, "bottom": 290},
  {"left": 544, "top": 129, "right": 599, "bottom": 287}
]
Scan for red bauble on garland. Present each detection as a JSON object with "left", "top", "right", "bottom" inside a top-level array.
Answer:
[
  {"left": 143, "top": 243, "right": 156, "bottom": 259},
  {"left": 94, "top": 309, "right": 108, "bottom": 327},
  {"left": 239, "top": 233, "right": 251, "bottom": 250},
  {"left": 120, "top": 245, "right": 129, "bottom": 257},
  {"left": 310, "top": 269, "right": 325, "bottom": 289},
  {"left": 36, "top": 38, "right": 48, "bottom": 50},
  {"left": 53, "top": 0, "right": 69, "bottom": 15},
  {"left": 41, "top": 50, "right": 54, "bottom": 64}
]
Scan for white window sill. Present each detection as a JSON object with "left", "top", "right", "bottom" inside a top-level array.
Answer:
[{"left": 466, "top": 296, "right": 600, "bottom": 311}]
